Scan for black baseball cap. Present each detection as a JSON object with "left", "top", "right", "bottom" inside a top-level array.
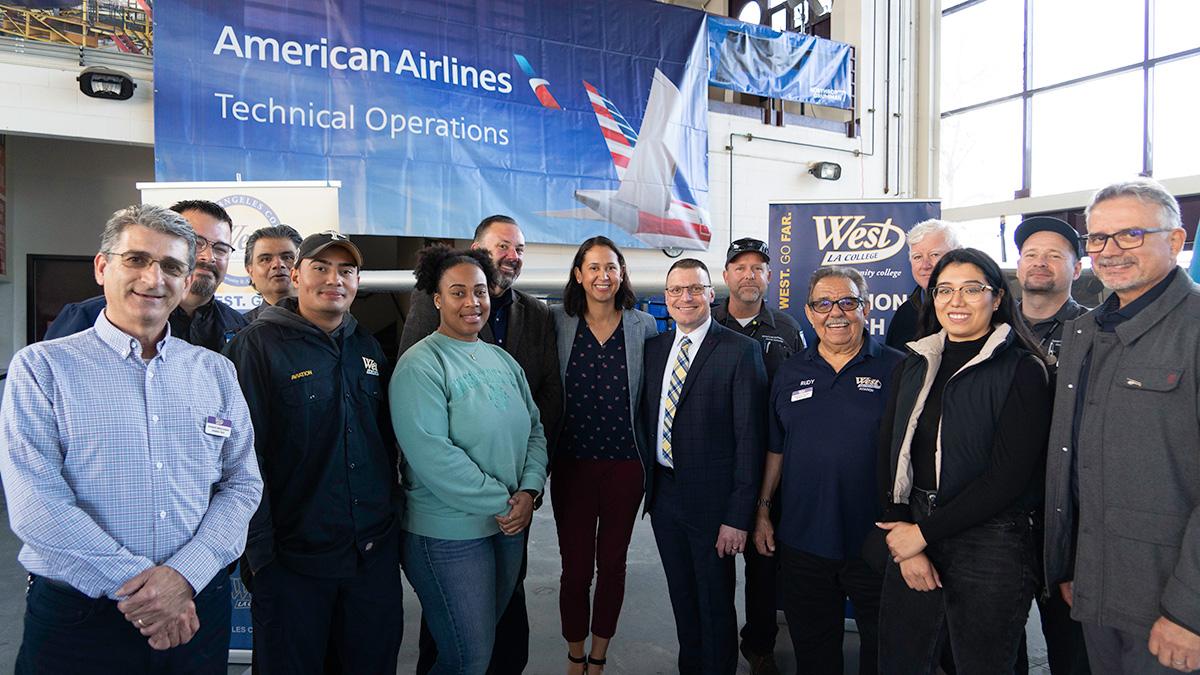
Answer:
[
  {"left": 297, "top": 231, "right": 363, "bottom": 267},
  {"left": 1014, "top": 216, "right": 1082, "bottom": 258},
  {"left": 726, "top": 237, "right": 770, "bottom": 264}
]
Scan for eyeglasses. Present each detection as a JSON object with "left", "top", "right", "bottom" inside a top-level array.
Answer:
[
  {"left": 195, "top": 235, "right": 235, "bottom": 259},
  {"left": 807, "top": 296, "right": 864, "bottom": 313},
  {"left": 931, "top": 283, "right": 994, "bottom": 302},
  {"left": 104, "top": 251, "right": 191, "bottom": 278},
  {"left": 665, "top": 284, "right": 712, "bottom": 297},
  {"left": 1081, "top": 227, "right": 1173, "bottom": 253}
]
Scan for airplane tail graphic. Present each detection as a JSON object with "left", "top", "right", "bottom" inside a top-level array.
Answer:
[{"left": 582, "top": 81, "right": 638, "bottom": 180}]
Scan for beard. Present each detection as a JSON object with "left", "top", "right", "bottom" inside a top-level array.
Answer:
[
  {"left": 189, "top": 261, "right": 220, "bottom": 298},
  {"left": 733, "top": 285, "right": 765, "bottom": 304}
]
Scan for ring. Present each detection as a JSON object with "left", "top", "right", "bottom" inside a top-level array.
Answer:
[{"left": 137, "top": 618, "right": 146, "bottom": 627}]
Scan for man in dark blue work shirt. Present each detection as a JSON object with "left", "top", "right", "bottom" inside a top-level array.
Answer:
[
  {"left": 754, "top": 266, "right": 903, "bottom": 675},
  {"left": 44, "top": 200, "right": 247, "bottom": 351}
]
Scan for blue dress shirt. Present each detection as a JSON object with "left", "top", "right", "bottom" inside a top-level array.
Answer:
[{"left": 0, "top": 311, "right": 262, "bottom": 599}]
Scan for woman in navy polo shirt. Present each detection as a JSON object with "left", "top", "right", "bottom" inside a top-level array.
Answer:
[
  {"left": 549, "top": 237, "right": 659, "bottom": 674},
  {"left": 876, "top": 248, "right": 1051, "bottom": 674},
  {"left": 754, "top": 266, "right": 903, "bottom": 674}
]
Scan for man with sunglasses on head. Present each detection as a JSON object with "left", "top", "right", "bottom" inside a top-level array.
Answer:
[
  {"left": 713, "top": 238, "right": 805, "bottom": 675},
  {"left": 1044, "top": 179, "right": 1200, "bottom": 674},
  {"left": 45, "top": 200, "right": 249, "bottom": 352},
  {"left": 0, "top": 204, "right": 263, "bottom": 672},
  {"left": 754, "top": 266, "right": 902, "bottom": 675}
]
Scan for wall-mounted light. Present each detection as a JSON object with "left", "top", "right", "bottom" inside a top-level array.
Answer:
[
  {"left": 808, "top": 161, "right": 842, "bottom": 181},
  {"left": 78, "top": 67, "right": 136, "bottom": 101}
]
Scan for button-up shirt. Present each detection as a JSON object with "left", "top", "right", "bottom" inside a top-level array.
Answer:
[
  {"left": 0, "top": 311, "right": 263, "bottom": 599},
  {"left": 656, "top": 316, "right": 712, "bottom": 468}
]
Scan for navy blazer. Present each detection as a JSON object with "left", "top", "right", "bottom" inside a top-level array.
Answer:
[{"left": 639, "top": 319, "right": 768, "bottom": 532}]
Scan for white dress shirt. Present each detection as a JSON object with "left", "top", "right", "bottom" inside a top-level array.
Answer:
[{"left": 655, "top": 316, "right": 712, "bottom": 468}]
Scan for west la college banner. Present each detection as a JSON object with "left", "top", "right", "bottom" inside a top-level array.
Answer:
[
  {"left": 154, "top": 0, "right": 713, "bottom": 250},
  {"left": 767, "top": 200, "right": 940, "bottom": 346}
]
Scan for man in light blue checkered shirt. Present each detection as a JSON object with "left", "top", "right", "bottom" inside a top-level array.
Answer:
[{"left": 0, "top": 204, "right": 263, "bottom": 673}]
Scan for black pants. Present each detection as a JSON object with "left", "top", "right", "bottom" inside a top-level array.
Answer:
[
  {"left": 878, "top": 493, "right": 1037, "bottom": 675},
  {"left": 739, "top": 501, "right": 780, "bottom": 656},
  {"left": 416, "top": 529, "right": 530, "bottom": 675},
  {"left": 251, "top": 540, "right": 404, "bottom": 675},
  {"left": 650, "top": 469, "right": 738, "bottom": 675},
  {"left": 778, "top": 545, "right": 881, "bottom": 675},
  {"left": 16, "top": 571, "right": 231, "bottom": 675}
]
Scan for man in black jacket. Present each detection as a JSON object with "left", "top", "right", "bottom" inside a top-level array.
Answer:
[
  {"left": 224, "top": 232, "right": 404, "bottom": 674},
  {"left": 398, "top": 214, "right": 560, "bottom": 675},
  {"left": 885, "top": 219, "right": 960, "bottom": 350},
  {"left": 44, "top": 200, "right": 248, "bottom": 350}
]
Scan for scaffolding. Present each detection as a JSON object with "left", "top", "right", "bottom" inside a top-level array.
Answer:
[{"left": 0, "top": 1, "right": 151, "bottom": 55}]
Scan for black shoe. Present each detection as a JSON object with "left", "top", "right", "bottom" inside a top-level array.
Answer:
[{"left": 739, "top": 643, "right": 781, "bottom": 675}]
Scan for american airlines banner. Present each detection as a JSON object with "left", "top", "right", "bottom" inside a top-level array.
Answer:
[
  {"left": 767, "top": 200, "right": 940, "bottom": 346},
  {"left": 154, "top": 0, "right": 713, "bottom": 250}
]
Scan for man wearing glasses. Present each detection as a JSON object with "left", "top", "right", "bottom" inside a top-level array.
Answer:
[
  {"left": 753, "top": 266, "right": 903, "bottom": 674},
  {"left": 0, "top": 204, "right": 263, "bottom": 672},
  {"left": 1044, "top": 179, "right": 1200, "bottom": 673},
  {"left": 640, "top": 258, "right": 767, "bottom": 675},
  {"left": 712, "top": 238, "right": 805, "bottom": 675},
  {"left": 45, "top": 200, "right": 249, "bottom": 352}
]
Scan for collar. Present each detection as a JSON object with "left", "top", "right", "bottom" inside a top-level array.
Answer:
[
  {"left": 1097, "top": 267, "right": 1178, "bottom": 325},
  {"left": 1020, "top": 297, "right": 1085, "bottom": 327},
  {"left": 94, "top": 309, "right": 173, "bottom": 361},
  {"left": 674, "top": 315, "right": 712, "bottom": 348},
  {"left": 714, "top": 298, "right": 775, "bottom": 328},
  {"left": 907, "top": 323, "right": 1012, "bottom": 363},
  {"left": 492, "top": 287, "right": 515, "bottom": 310}
]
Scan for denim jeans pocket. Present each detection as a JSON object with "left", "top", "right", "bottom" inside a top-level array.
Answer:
[{"left": 26, "top": 579, "right": 100, "bottom": 628}]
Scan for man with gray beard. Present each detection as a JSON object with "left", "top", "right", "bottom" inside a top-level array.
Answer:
[{"left": 44, "top": 200, "right": 248, "bottom": 352}]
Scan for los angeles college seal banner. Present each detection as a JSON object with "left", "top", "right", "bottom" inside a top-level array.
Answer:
[
  {"left": 154, "top": 0, "right": 713, "bottom": 250},
  {"left": 768, "top": 200, "right": 940, "bottom": 346}
]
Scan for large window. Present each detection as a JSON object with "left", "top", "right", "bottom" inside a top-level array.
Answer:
[{"left": 940, "top": 0, "right": 1200, "bottom": 207}]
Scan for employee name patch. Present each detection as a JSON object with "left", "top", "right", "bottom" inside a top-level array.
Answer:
[
  {"left": 291, "top": 369, "right": 314, "bottom": 381},
  {"left": 856, "top": 376, "right": 882, "bottom": 392},
  {"left": 363, "top": 357, "right": 379, "bottom": 376}
]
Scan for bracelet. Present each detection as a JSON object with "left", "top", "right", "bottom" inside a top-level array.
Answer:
[{"left": 756, "top": 498, "right": 772, "bottom": 509}]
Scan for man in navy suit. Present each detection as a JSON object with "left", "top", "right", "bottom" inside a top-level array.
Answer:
[{"left": 641, "top": 258, "right": 768, "bottom": 675}]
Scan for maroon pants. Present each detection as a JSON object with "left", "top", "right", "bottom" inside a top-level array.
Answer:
[{"left": 551, "top": 457, "right": 645, "bottom": 642}]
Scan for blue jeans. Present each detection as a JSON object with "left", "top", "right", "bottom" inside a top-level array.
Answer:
[{"left": 402, "top": 530, "right": 525, "bottom": 675}]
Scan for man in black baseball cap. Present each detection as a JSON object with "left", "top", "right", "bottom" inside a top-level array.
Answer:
[
  {"left": 1012, "top": 216, "right": 1091, "bottom": 675},
  {"left": 713, "top": 237, "right": 804, "bottom": 675}
]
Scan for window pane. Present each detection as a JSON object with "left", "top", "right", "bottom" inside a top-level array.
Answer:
[
  {"left": 940, "top": 100, "right": 1023, "bottom": 208},
  {"left": 1032, "top": 0, "right": 1145, "bottom": 88},
  {"left": 1154, "top": 0, "right": 1200, "bottom": 57},
  {"left": 955, "top": 217, "right": 1006, "bottom": 263},
  {"left": 941, "top": 1, "right": 1024, "bottom": 111},
  {"left": 1031, "top": 71, "right": 1144, "bottom": 196},
  {"left": 943, "top": 0, "right": 974, "bottom": 10},
  {"left": 1152, "top": 56, "right": 1200, "bottom": 180},
  {"left": 736, "top": 1, "right": 762, "bottom": 25}
]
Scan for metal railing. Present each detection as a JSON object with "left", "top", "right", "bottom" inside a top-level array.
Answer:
[{"left": 0, "top": 1, "right": 151, "bottom": 55}]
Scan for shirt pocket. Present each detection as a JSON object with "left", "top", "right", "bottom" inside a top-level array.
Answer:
[
  {"left": 281, "top": 374, "right": 336, "bottom": 407},
  {"left": 185, "top": 405, "right": 227, "bottom": 486},
  {"left": 1115, "top": 366, "right": 1183, "bottom": 393}
]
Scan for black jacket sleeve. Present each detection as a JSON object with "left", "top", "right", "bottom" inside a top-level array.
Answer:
[
  {"left": 725, "top": 339, "right": 768, "bottom": 531},
  {"left": 918, "top": 356, "right": 1051, "bottom": 544},
  {"left": 878, "top": 359, "right": 912, "bottom": 523}
]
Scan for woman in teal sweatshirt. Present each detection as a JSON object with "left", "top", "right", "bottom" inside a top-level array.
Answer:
[{"left": 390, "top": 245, "right": 548, "bottom": 675}]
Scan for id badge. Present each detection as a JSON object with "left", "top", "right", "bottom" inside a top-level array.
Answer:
[{"left": 204, "top": 416, "right": 232, "bottom": 438}]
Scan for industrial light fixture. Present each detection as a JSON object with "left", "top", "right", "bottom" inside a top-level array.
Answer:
[
  {"left": 78, "top": 67, "right": 136, "bottom": 101},
  {"left": 808, "top": 161, "right": 842, "bottom": 181}
]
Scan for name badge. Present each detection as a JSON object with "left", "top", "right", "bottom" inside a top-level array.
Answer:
[
  {"left": 791, "top": 387, "right": 813, "bottom": 402},
  {"left": 204, "top": 416, "right": 232, "bottom": 438}
]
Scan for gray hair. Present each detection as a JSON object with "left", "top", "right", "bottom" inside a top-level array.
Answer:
[
  {"left": 808, "top": 266, "right": 869, "bottom": 300},
  {"left": 100, "top": 204, "right": 197, "bottom": 269},
  {"left": 244, "top": 224, "right": 303, "bottom": 268},
  {"left": 1085, "top": 179, "right": 1182, "bottom": 231},
  {"left": 907, "top": 219, "right": 962, "bottom": 249}
]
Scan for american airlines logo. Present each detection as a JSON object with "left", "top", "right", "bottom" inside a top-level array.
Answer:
[{"left": 813, "top": 216, "right": 907, "bottom": 266}]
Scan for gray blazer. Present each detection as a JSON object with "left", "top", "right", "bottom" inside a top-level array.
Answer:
[
  {"left": 1044, "top": 268, "right": 1200, "bottom": 636},
  {"left": 550, "top": 305, "right": 658, "bottom": 449}
]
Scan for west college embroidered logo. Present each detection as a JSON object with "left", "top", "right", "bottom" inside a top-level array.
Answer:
[
  {"left": 362, "top": 357, "right": 379, "bottom": 376},
  {"left": 856, "top": 376, "right": 882, "bottom": 392}
]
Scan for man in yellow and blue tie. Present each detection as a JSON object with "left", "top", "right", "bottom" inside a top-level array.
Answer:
[{"left": 640, "top": 258, "right": 768, "bottom": 675}]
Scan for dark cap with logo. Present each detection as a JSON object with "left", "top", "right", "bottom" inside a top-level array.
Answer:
[
  {"left": 726, "top": 237, "right": 770, "bottom": 264},
  {"left": 1014, "top": 216, "right": 1082, "bottom": 258},
  {"left": 297, "top": 231, "right": 364, "bottom": 267}
]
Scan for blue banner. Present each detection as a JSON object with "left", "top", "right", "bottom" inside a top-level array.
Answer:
[
  {"left": 768, "top": 201, "right": 940, "bottom": 346},
  {"left": 708, "top": 16, "right": 852, "bottom": 109},
  {"left": 154, "top": 0, "right": 712, "bottom": 250}
]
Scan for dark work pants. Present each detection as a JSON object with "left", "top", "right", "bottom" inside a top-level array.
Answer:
[
  {"left": 740, "top": 500, "right": 781, "bottom": 656},
  {"left": 1015, "top": 588, "right": 1092, "bottom": 674},
  {"left": 878, "top": 496, "right": 1037, "bottom": 675},
  {"left": 778, "top": 544, "right": 881, "bottom": 675},
  {"left": 417, "top": 528, "right": 531, "bottom": 675},
  {"left": 650, "top": 469, "right": 738, "bottom": 675},
  {"left": 251, "top": 540, "right": 404, "bottom": 675},
  {"left": 16, "top": 571, "right": 231, "bottom": 675}
]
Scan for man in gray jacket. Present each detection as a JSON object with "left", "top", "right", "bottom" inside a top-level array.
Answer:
[{"left": 1044, "top": 178, "right": 1200, "bottom": 673}]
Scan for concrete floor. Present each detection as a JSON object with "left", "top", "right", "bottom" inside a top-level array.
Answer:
[{"left": 0, "top": 499, "right": 1049, "bottom": 674}]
